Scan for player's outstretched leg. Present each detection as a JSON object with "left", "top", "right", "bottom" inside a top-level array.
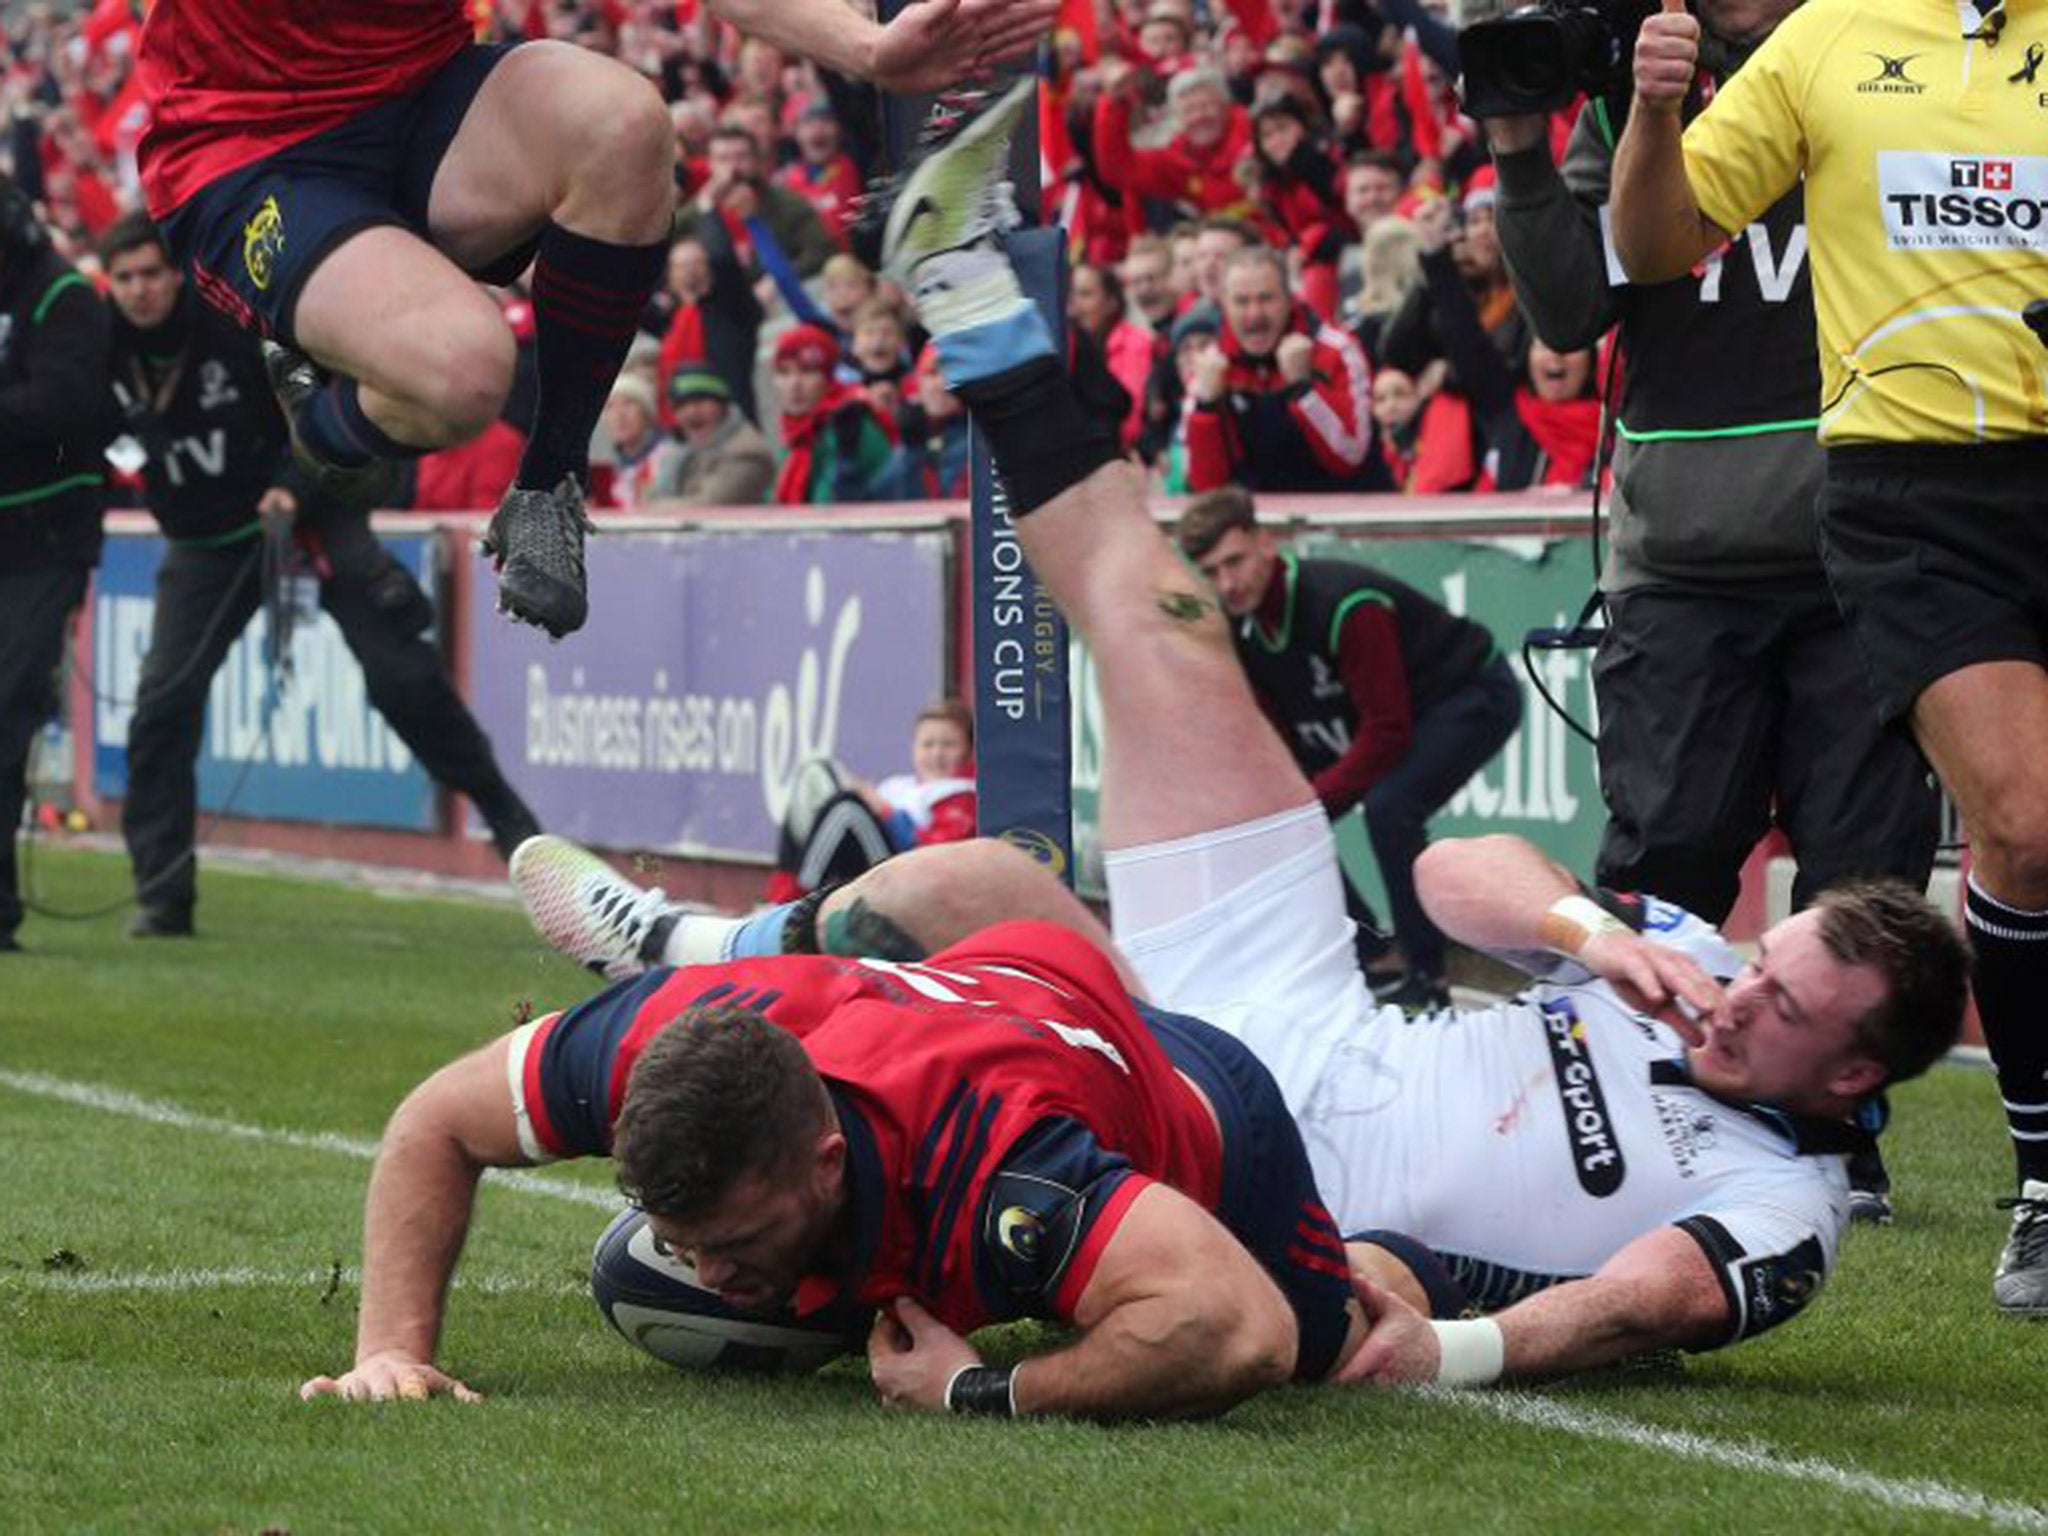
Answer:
[
  {"left": 511, "top": 835, "right": 697, "bottom": 979},
  {"left": 511, "top": 832, "right": 1120, "bottom": 978},
  {"left": 873, "top": 85, "right": 1316, "bottom": 853}
]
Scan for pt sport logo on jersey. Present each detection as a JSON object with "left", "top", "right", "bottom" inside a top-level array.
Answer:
[
  {"left": 242, "top": 195, "right": 285, "bottom": 291},
  {"left": 1879, "top": 152, "right": 2048, "bottom": 249},
  {"left": 1540, "top": 999, "right": 1625, "bottom": 1197},
  {"left": 1857, "top": 52, "right": 1927, "bottom": 95}
]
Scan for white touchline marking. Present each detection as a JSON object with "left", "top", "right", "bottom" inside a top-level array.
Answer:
[
  {"left": 1439, "top": 1391, "right": 2048, "bottom": 1534},
  {"left": 0, "top": 1069, "right": 618, "bottom": 1211},
  {"left": 1, "top": 1266, "right": 585, "bottom": 1299}
]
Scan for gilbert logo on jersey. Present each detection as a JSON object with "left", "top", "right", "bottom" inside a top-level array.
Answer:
[
  {"left": 1540, "top": 999, "right": 1625, "bottom": 1197},
  {"left": 1879, "top": 151, "right": 2048, "bottom": 248}
]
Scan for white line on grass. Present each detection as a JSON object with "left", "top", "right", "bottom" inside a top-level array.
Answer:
[
  {"left": 0, "top": 1068, "right": 617, "bottom": 1210},
  {"left": 2, "top": 1266, "right": 584, "bottom": 1298},
  {"left": 12, "top": 1067, "right": 2043, "bottom": 1528},
  {"left": 1441, "top": 1391, "right": 2048, "bottom": 1533}
]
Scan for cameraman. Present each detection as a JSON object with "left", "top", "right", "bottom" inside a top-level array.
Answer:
[
  {"left": 101, "top": 213, "right": 541, "bottom": 938},
  {"left": 1478, "top": 0, "right": 1940, "bottom": 1217},
  {"left": 0, "top": 174, "right": 110, "bottom": 955}
]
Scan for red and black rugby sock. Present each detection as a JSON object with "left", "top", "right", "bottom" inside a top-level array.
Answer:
[
  {"left": 1966, "top": 874, "right": 2048, "bottom": 1186},
  {"left": 519, "top": 222, "right": 667, "bottom": 492}
]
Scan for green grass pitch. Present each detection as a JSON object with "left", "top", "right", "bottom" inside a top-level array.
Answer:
[{"left": 2, "top": 846, "right": 2045, "bottom": 1535}]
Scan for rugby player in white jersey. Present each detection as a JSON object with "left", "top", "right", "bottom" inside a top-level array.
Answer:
[{"left": 513, "top": 82, "right": 1970, "bottom": 1390}]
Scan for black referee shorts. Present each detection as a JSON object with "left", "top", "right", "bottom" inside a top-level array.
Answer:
[{"left": 1818, "top": 439, "right": 2048, "bottom": 724}]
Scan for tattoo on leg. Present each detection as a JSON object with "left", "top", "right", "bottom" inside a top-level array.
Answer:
[
  {"left": 820, "top": 898, "right": 927, "bottom": 961},
  {"left": 1158, "top": 588, "right": 1214, "bottom": 624}
]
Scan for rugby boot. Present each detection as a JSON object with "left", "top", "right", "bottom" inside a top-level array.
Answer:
[
  {"left": 258, "top": 341, "right": 405, "bottom": 510},
  {"left": 1993, "top": 1178, "right": 2048, "bottom": 1315},
  {"left": 481, "top": 475, "right": 593, "bottom": 639},
  {"left": 510, "top": 834, "right": 683, "bottom": 980},
  {"left": 867, "top": 77, "right": 1033, "bottom": 289}
]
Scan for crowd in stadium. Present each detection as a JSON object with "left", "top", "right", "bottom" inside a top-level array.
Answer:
[{"left": 0, "top": 0, "right": 1598, "bottom": 511}]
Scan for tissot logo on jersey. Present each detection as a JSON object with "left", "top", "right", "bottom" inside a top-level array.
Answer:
[
  {"left": 1878, "top": 152, "right": 2048, "bottom": 250},
  {"left": 1540, "top": 999, "right": 1625, "bottom": 1197},
  {"left": 1952, "top": 160, "right": 2015, "bottom": 192}
]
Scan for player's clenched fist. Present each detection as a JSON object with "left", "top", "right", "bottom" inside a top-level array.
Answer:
[{"left": 1633, "top": 0, "right": 1700, "bottom": 111}]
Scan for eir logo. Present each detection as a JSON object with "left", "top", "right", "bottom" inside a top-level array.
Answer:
[
  {"left": 1541, "top": 999, "right": 1626, "bottom": 1197},
  {"left": 1953, "top": 159, "right": 2016, "bottom": 191}
]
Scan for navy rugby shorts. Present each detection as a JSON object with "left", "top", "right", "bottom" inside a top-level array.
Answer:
[
  {"left": 160, "top": 42, "right": 540, "bottom": 345},
  {"left": 1136, "top": 998, "right": 1353, "bottom": 1380}
]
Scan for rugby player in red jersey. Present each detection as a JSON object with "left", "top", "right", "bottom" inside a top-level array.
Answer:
[{"left": 135, "top": 0, "right": 1054, "bottom": 639}]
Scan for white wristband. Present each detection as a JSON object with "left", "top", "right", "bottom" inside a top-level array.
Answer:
[
  {"left": 1429, "top": 1318, "right": 1505, "bottom": 1387},
  {"left": 1544, "top": 894, "right": 1628, "bottom": 957}
]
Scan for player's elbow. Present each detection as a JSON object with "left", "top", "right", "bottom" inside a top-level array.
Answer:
[
  {"left": 1415, "top": 835, "right": 1519, "bottom": 895},
  {"left": 1203, "top": 1283, "right": 1298, "bottom": 1400},
  {"left": 382, "top": 1064, "right": 490, "bottom": 1172},
  {"left": 1611, "top": 216, "right": 1709, "bottom": 286}
]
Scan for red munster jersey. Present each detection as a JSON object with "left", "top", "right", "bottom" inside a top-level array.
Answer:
[
  {"left": 510, "top": 922, "right": 1226, "bottom": 1337},
  {"left": 137, "top": 1, "right": 474, "bottom": 216}
]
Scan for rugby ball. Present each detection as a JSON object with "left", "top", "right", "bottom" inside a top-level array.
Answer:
[{"left": 589, "top": 1207, "right": 860, "bottom": 1374}]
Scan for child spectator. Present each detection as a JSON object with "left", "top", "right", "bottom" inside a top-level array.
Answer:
[{"left": 764, "top": 699, "right": 977, "bottom": 902}]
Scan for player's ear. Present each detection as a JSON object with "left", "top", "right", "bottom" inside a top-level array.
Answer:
[
  {"left": 810, "top": 1127, "right": 848, "bottom": 1194},
  {"left": 1827, "top": 1054, "right": 1887, "bottom": 1104}
]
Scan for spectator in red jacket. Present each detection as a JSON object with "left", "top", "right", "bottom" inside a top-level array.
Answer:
[
  {"left": 1246, "top": 93, "right": 1342, "bottom": 250},
  {"left": 1069, "top": 262, "right": 1156, "bottom": 453},
  {"left": 775, "top": 103, "right": 862, "bottom": 245},
  {"left": 1372, "top": 366, "right": 1479, "bottom": 495},
  {"left": 1092, "top": 62, "right": 1256, "bottom": 221},
  {"left": 1185, "top": 246, "right": 1388, "bottom": 492}
]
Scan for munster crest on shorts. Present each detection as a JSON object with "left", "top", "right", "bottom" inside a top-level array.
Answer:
[{"left": 242, "top": 195, "right": 285, "bottom": 292}]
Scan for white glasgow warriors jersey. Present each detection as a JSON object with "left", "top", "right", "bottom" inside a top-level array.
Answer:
[
  {"left": 1320, "top": 900, "right": 1851, "bottom": 1337},
  {"left": 1114, "top": 831, "right": 1854, "bottom": 1344}
]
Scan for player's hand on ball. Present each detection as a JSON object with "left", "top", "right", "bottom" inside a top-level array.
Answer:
[
  {"left": 300, "top": 1351, "right": 481, "bottom": 1405},
  {"left": 866, "top": 1296, "right": 979, "bottom": 1411}
]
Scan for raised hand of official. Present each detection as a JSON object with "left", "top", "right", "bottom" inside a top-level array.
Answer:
[{"left": 1633, "top": 0, "right": 1700, "bottom": 111}]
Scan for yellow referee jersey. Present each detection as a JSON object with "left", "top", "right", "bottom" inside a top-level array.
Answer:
[{"left": 1681, "top": 0, "right": 2048, "bottom": 445}]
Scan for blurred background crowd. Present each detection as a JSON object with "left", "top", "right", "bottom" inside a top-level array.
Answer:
[{"left": 1, "top": 0, "right": 1599, "bottom": 513}]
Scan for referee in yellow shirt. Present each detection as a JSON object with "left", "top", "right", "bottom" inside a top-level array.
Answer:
[{"left": 1608, "top": 0, "right": 2048, "bottom": 1314}]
